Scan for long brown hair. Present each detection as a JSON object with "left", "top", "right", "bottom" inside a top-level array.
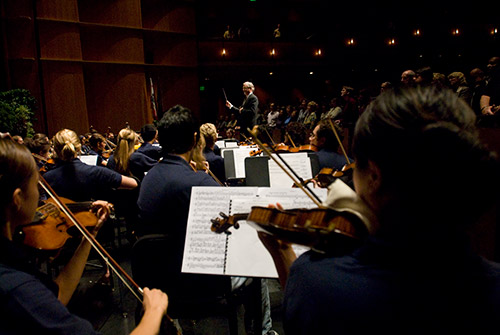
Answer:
[{"left": 0, "top": 138, "right": 37, "bottom": 223}]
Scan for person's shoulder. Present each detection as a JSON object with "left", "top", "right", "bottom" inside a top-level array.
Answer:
[{"left": 0, "top": 264, "right": 39, "bottom": 292}]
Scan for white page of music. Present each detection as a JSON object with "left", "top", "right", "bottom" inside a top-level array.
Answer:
[
  {"left": 182, "top": 186, "right": 258, "bottom": 275},
  {"left": 232, "top": 146, "right": 256, "bottom": 178},
  {"left": 225, "top": 187, "right": 328, "bottom": 277},
  {"left": 268, "top": 152, "right": 312, "bottom": 187}
]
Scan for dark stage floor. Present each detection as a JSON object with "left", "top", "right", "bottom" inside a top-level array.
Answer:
[{"left": 66, "top": 228, "right": 285, "bottom": 335}]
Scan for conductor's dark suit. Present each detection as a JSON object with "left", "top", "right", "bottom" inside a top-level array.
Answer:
[{"left": 230, "top": 92, "right": 259, "bottom": 136}]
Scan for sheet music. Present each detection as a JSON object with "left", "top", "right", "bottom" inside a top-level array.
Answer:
[
  {"left": 182, "top": 187, "right": 328, "bottom": 278},
  {"left": 221, "top": 146, "right": 256, "bottom": 178},
  {"left": 225, "top": 188, "right": 328, "bottom": 277},
  {"left": 215, "top": 140, "right": 225, "bottom": 148},
  {"left": 79, "top": 155, "right": 98, "bottom": 166},
  {"left": 182, "top": 187, "right": 258, "bottom": 275},
  {"left": 268, "top": 153, "right": 312, "bottom": 187}
]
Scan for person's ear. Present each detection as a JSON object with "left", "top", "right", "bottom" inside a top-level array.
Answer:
[{"left": 11, "top": 188, "right": 23, "bottom": 212}]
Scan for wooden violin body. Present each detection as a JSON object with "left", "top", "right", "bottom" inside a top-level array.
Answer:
[
  {"left": 211, "top": 206, "right": 367, "bottom": 253},
  {"left": 19, "top": 197, "right": 97, "bottom": 250}
]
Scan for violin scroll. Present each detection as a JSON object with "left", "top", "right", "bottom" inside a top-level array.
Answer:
[{"left": 210, "top": 212, "right": 243, "bottom": 234}]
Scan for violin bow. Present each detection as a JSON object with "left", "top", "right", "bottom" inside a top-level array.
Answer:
[
  {"left": 207, "top": 167, "right": 226, "bottom": 187},
  {"left": 38, "top": 176, "right": 142, "bottom": 300},
  {"left": 263, "top": 127, "right": 277, "bottom": 147},
  {"left": 249, "top": 128, "right": 324, "bottom": 207},
  {"left": 37, "top": 176, "right": 179, "bottom": 330},
  {"left": 286, "top": 132, "right": 297, "bottom": 148},
  {"left": 328, "top": 119, "right": 350, "bottom": 164}
]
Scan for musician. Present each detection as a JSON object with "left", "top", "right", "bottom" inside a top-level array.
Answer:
[
  {"left": 87, "top": 132, "right": 108, "bottom": 167},
  {"left": 24, "top": 133, "right": 53, "bottom": 172},
  {"left": 43, "top": 129, "right": 138, "bottom": 202},
  {"left": 226, "top": 81, "right": 259, "bottom": 137},
  {"left": 137, "top": 123, "right": 162, "bottom": 161},
  {"left": 137, "top": 105, "right": 276, "bottom": 335},
  {"left": 200, "top": 122, "right": 226, "bottom": 184},
  {"left": 107, "top": 128, "right": 157, "bottom": 181},
  {"left": 310, "top": 119, "right": 352, "bottom": 171},
  {"left": 0, "top": 138, "right": 168, "bottom": 334},
  {"left": 261, "top": 87, "right": 500, "bottom": 334}
]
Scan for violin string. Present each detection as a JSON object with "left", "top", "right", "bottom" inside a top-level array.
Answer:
[
  {"left": 248, "top": 128, "right": 323, "bottom": 207},
  {"left": 38, "top": 177, "right": 143, "bottom": 302},
  {"left": 328, "top": 119, "right": 350, "bottom": 165}
]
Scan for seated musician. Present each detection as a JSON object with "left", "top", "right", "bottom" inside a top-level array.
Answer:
[
  {"left": 107, "top": 128, "right": 158, "bottom": 182},
  {"left": 0, "top": 137, "right": 168, "bottom": 334},
  {"left": 87, "top": 132, "right": 109, "bottom": 167},
  {"left": 310, "top": 119, "right": 353, "bottom": 171},
  {"left": 137, "top": 105, "right": 276, "bottom": 335},
  {"left": 24, "top": 132, "right": 54, "bottom": 173},
  {"left": 200, "top": 122, "right": 226, "bottom": 184},
  {"left": 137, "top": 124, "right": 162, "bottom": 161},
  {"left": 43, "top": 129, "right": 138, "bottom": 202},
  {"left": 260, "top": 87, "right": 500, "bottom": 334}
]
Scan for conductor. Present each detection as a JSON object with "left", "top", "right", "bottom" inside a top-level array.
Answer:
[{"left": 226, "top": 81, "right": 259, "bottom": 137}]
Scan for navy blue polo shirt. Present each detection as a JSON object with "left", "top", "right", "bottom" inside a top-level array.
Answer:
[
  {"left": 43, "top": 158, "right": 122, "bottom": 201},
  {"left": 136, "top": 142, "right": 162, "bottom": 161},
  {"left": 0, "top": 237, "right": 99, "bottom": 334},
  {"left": 137, "top": 154, "right": 219, "bottom": 238},
  {"left": 315, "top": 148, "right": 352, "bottom": 171}
]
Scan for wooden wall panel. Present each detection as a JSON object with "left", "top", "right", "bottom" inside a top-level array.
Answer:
[
  {"left": 84, "top": 64, "right": 150, "bottom": 133},
  {"left": 77, "top": 0, "right": 142, "bottom": 27},
  {"left": 42, "top": 62, "right": 88, "bottom": 136},
  {"left": 80, "top": 28, "right": 144, "bottom": 63},
  {"left": 5, "top": 19, "right": 36, "bottom": 59},
  {"left": 157, "top": 68, "right": 200, "bottom": 118},
  {"left": 141, "top": 0, "right": 195, "bottom": 33},
  {"left": 144, "top": 34, "right": 196, "bottom": 66},
  {"left": 36, "top": 0, "right": 79, "bottom": 20},
  {"left": 38, "top": 21, "right": 82, "bottom": 59}
]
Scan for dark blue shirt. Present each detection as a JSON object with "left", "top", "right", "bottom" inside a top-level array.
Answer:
[
  {"left": 136, "top": 142, "right": 162, "bottom": 161},
  {"left": 0, "top": 237, "right": 99, "bottom": 334},
  {"left": 107, "top": 152, "right": 157, "bottom": 181},
  {"left": 203, "top": 149, "right": 226, "bottom": 183},
  {"left": 284, "top": 235, "right": 500, "bottom": 334},
  {"left": 137, "top": 154, "right": 219, "bottom": 237},
  {"left": 43, "top": 158, "right": 122, "bottom": 201},
  {"left": 315, "top": 148, "right": 352, "bottom": 171}
]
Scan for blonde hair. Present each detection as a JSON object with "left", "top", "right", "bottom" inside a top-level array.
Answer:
[
  {"left": 114, "top": 128, "right": 138, "bottom": 176},
  {"left": 200, "top": 123, "right": 217, "bottom": 149},
  {"left": 53, "top": 129, "right": 81, "bottom": 161},
  {"left": 448, "top": 72, "right": 468, "bottom": 86}
]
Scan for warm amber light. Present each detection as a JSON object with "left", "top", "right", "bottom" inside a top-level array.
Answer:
[
  {"left": 388, "top": 38, "right": 396, "bottom": 45},
  {"left": 222, "top": 48, "right": 226, "bottom": 56},
  {"left": 414, "top": 29, "right": 420, "bottom": 36},
  {"left": 491, "top": 28, "right": 498, "bottom": 35},
  {"left": 347, "top": 38, "right": 355, "bottom": 45},
  {"left": 315, "top": 49, "right": 322, "bottom": 56},
  {"left": 452, "top": 28, "right": 460, "bottom": 35},
  {"left": 271, "top": 48, "right": 276, "bottom": 55}
]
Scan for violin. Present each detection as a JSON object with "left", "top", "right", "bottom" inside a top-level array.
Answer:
[
  {"left": 315, "top": 162, "right": 356, "bottom": 188},
  {"left": 19, "top": 197, "right": 98, "bottom": 250},
  {"left": 36, "top": 176, "right": 180, "bottom": 334},
  {"left": 32, "top": 153, "right": 56, "bottom": 173},
  {"left": 297, "top": 144, "right": 317, "bottom": 152},
  {"left": 211, "top": 205, "right": 367, "bottom": 253}
]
